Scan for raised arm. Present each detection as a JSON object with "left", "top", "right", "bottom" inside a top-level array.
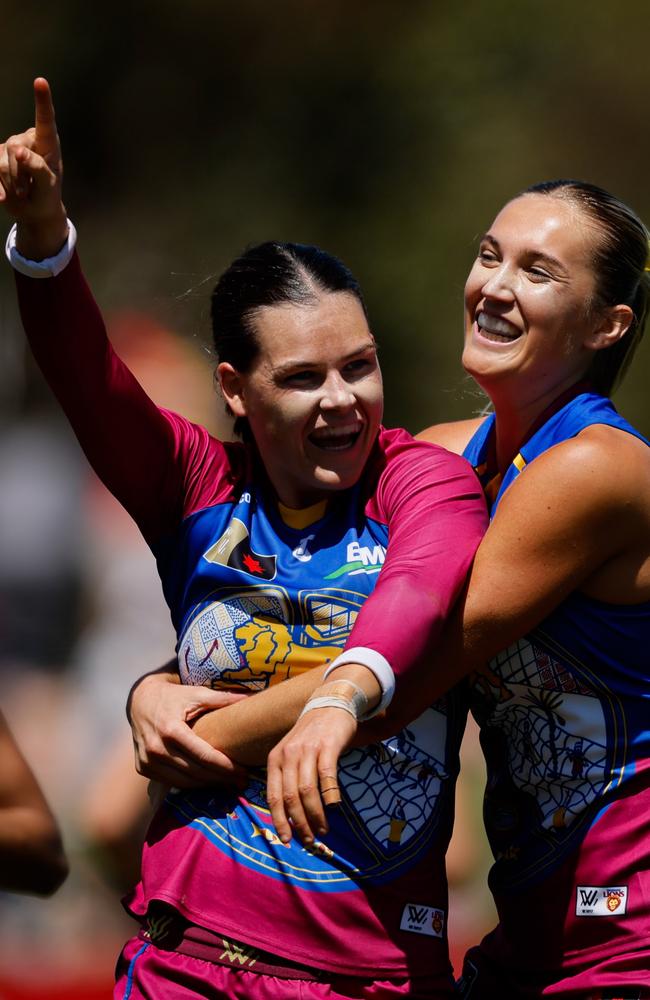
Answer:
[{"left": 1, "top": 80, "right": 221, "bottom": 544}]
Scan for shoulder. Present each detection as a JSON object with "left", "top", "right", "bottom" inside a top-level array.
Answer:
[
  {"left": 370, "top": 426, "right": 486, "bottom": 525},
  {"left": 467, "top": 422, "right": 650, "bottom": 613},
  {"left": 377, "top": 425, "right": 481, "bottom": 482},
  {"left": 161, "top": 413, "right": 253, "bottom": 515},
  {"left": 162, "top": 410, "right": 244, "bottom": 464},
  {"left": 416, "top": 417, "right": 486, "bottom": 455},
  {"left": 498, "top": 422, "right": 650, "bottom": 537},
  {"left": 528, "top": 422, "right": 650, "bottom": 494}
]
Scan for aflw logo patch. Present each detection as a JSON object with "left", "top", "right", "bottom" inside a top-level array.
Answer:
[
  {"left": 576, "top": 885, "right": 628, "bottom": 916},
  {"left": 400, "top": 903, "right": 445, "bottom": 938}
]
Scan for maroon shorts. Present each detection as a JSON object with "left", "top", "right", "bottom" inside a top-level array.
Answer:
[{"left": 115, "top": 933, "right": 452, "bottom": 1000}]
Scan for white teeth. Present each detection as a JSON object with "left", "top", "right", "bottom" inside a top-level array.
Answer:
[
  {"left": 310, "top": 425, "right": 362, "bottom": 451},
  {"left": 477, "top": 311, "right": 519, "bottom": 339},
  {"left": 311, "top": 425, "right": 361, "bottom": 441}
]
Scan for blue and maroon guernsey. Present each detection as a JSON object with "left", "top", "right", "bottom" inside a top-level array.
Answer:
[
  {"left": 14, "top": 253, "right": 486, "bottom": 982},
  {"left": 460, "top": 392, "right": 650, "bottom": 997},
  {"left": 134, "top": 458, "right": 471, "bottom": 981}
]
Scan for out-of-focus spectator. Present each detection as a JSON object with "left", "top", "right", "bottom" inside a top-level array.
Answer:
[
  {"left": 0, "top": 709, "right": 68, "bottom": 896},
  {"left": 79, "top": 734, "right": 153, "bottom": 893}
]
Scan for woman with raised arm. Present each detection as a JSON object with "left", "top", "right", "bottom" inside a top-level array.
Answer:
[
  {"left": 269, "top": 182, "right": 650, "bottom": 997},
  {"left": 0, "top": 80, "right": 486, "bottom": 999}
]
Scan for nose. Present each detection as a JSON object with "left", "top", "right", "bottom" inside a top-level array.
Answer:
[
  {"left": 320, "top": 371, "right": 356, "bottom": 411},
  {"left": 480, "top": 262, "right": 516, "bottom": 301}
]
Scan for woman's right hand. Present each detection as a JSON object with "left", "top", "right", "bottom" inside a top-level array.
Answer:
[
  {"left": 266, "top": 706, "right": 358, "bottom": 845},
  {"left": 128, "top": 666, "right": 249, "bottom": 789},
  {"left": 0, "top": 77, "right": 68, "bottom": 259}
]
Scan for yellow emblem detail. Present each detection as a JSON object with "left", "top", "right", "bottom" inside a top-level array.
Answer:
[
  {"left": 223, "top": 618, "right": 341, "bottom": 688},
  {"left": 251, "top": 820, "right": 289, "bottom": 847},
  {"left": 219, "top": 937, "right": 259, "bottom": 966}
]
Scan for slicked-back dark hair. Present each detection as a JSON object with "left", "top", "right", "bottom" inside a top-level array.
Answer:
[
  {"left": 210, "top": 242, "right": 368, "bottom": 437},
  {"left": 522, "top": 180, "right": 650, "bottom": 395}
]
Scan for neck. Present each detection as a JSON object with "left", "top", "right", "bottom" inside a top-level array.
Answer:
[{"left": 490, "top": 374, "right": 589, "bottom": 473}]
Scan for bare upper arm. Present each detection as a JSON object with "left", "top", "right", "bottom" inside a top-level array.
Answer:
[
  {"left": 417, "top": 417, "right": 485, "bottom": 455},
  {"left": 461, "top": 425, "right": 650, "bottom": 660}
]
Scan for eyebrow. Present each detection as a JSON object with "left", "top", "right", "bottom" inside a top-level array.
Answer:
[
  {"left": 481, "top": 233, "right": 570, "bottom": 276},
  {"left": 271, "top": 342, "right": 377, "bottom": 377}
]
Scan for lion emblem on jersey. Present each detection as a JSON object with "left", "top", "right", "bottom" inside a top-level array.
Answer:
[
  {"left": 606, "top": 891, "right": 624, "bottom": 912},
  {"left": 178, "top": 586, "right": 363, "bottom": 690}
]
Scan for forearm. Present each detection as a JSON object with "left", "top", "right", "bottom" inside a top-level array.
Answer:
[
  {"left": 345, "top": 440, "right": 486, "bottom": 693},
  {"left": 15, "top": 211, "right": 68, "bottom": 260},
  {"left": 192, "top": 662, "right": 382, "bottom": 764}
]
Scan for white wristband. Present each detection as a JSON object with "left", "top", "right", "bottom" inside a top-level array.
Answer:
[
  {"left": 323, "top": 646, "right": 395, "bottom": 718},
  {"left": 6, "top": 220, "right": 77, "bottom": 277}
]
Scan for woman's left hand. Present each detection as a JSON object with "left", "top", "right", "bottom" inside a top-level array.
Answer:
[
  {"left": 129, "top": 669, "right": 250, "bottom": 789},
  {"left": 266, "top": 707, "right": 357, "bottom": 845}
]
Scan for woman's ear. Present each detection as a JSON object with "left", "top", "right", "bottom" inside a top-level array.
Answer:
[
  {"left": 585, "top": 303, "right": 634, "bottom": 352},
  {"left": 217, "top": 362, "right": 247, "bottom": 417}
]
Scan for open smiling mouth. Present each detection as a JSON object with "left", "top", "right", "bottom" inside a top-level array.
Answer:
[
  {"left": 477, "top": 310, "right": 521, "bottom": 343},
  {"left": 308, "top": 426, "right": 363, "bottom": 452}
]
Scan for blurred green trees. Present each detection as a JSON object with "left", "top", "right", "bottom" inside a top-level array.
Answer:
[{"left": 2, "top": 0, "right": 649, "bottom": 431}]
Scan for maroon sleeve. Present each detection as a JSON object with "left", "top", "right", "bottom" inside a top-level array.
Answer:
[
  {"left": 14, "top": 253, "right": 233, "bottom": 544},
  {"left": 349, "top": 427, "right": 487, "bottom": 683}
]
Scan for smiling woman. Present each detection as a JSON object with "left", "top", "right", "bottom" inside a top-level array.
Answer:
[
  {"left": 462, "top": 184, "right": 640, "bottom": 436},
  {"left": 210, "top": 244, "right": 384, "bottom": 507},
  {"left": 265, "top": 178, "right": 650, "bottom": 999},
  {"left": 0, "top": 79, "right": 487, "bottom": 1000},
  {"left": 442, "top": 180, "right": 650, "bottom": 998}
]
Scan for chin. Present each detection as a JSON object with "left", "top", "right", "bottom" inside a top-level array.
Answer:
[
  {"left": 313, "top": 467, "right": 360, "bottom": 494},
  {"left": 463, "top": 344, "right": 514, "bottom": 382}
]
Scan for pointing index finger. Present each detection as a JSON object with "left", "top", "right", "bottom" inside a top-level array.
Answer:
[{"left": 33, "top": 77, "right": 57, "bottom": 139}]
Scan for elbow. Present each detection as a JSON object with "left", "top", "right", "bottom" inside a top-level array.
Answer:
[
  {"left": 34, "top": 848, "right": 69, "bottom": 897},
  {"left": 0, "top": 813, "right": 70, "bottom": 897},
  {"left": 25, "top": 830, "right": 70, "bottom": 897}
]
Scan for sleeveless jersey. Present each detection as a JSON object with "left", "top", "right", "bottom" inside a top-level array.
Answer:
[
  {"left": 14, "top": 254, "right": 486, "bottom": 982},
  {"left": 460, "top": 392, "right": 650, "bottom": 997}
]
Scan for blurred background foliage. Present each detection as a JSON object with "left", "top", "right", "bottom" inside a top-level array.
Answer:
[
  {"left": 0, "top": 3, "right": 649, "bottom": 991},
  {"left": 2, "top": 0, "right": 649, "bottom": 432}
]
